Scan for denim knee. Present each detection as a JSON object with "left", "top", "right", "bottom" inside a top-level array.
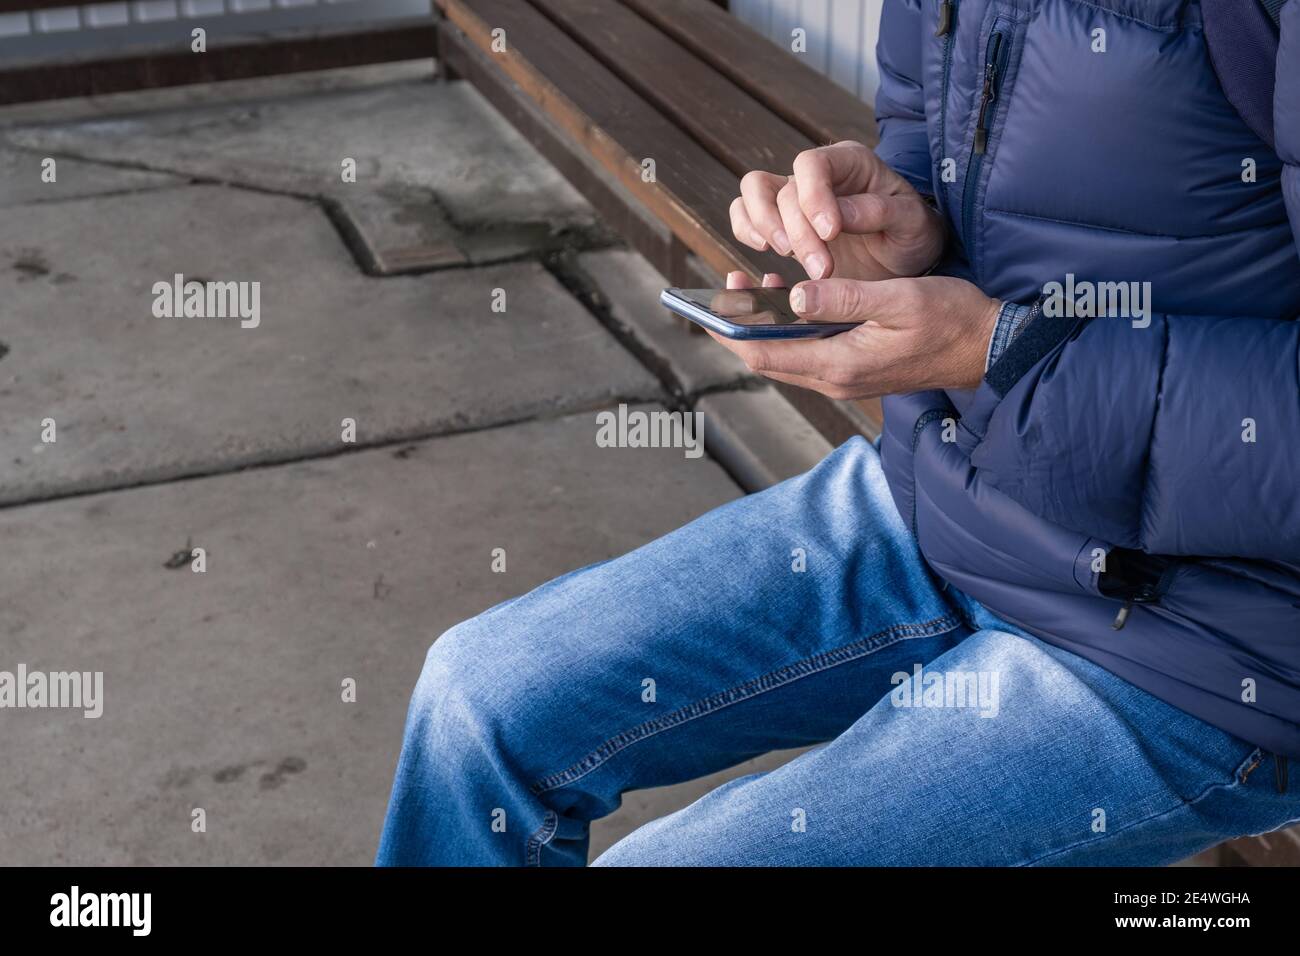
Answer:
[
  {"left": 405, "top": 606, "right": 562, "bottom": 773},
  {"left": 404, "top": 616, "right": 510, "bottom": 757}
]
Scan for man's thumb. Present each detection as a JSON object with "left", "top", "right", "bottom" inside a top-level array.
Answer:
[{"left": 791, "top": 278, "right": 883, "bottom": 321}]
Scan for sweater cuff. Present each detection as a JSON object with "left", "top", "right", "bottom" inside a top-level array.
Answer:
[{"left": 984, "top": 301, "right": 1037, "bottom": 371}]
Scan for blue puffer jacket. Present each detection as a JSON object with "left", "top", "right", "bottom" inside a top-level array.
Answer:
[{"left": 873, "top": 0, "right": 1300, "bottom": 761}]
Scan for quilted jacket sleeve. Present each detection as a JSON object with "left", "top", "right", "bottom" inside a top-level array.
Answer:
[{"left": 873, "top": 0, "right": 933, "bottom": 196}]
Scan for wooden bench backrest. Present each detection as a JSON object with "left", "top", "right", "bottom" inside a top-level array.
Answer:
[
  {"left": 437, "top": 0, "right": 884, "bottom": 439},
  {"left": 438, "top": 0, "right": 880, "bottom": 282}
]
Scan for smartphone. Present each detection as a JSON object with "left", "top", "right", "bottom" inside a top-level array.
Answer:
[{"left": 660, "top": 287, "right": 863, "bottom": 339}]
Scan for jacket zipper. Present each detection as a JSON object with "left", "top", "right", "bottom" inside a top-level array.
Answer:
[
  {"left": 961, "top": 25, "right": 1010, "bottom": 252},
  {"left": 936, "top": 0, "right": 955, "bottom": 36},
  {"left": 1111, "top": 560, "right": 1181, "bottom": 630},
  {"left": 935, "top": 0, "right": 959, "bottom": 216}
]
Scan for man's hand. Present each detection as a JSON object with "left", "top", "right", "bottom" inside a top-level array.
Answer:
[
  {"left": 712, "top": 271, "right": 1002, "bottom": 399},
  {"left": 730, "top": 141, "right": 947, "bottom": 282}
]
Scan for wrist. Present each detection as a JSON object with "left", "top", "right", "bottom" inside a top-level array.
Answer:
[
  {"left": 947, "top": 294, "right": 1004, "bottom": 391},
  {"left": 984, "top": 301, "right": 1039, "bottom": 371}
]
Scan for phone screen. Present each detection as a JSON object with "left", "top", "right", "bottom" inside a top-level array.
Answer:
[{"left": 674, "top": 288, "right": 810, "bottom": 327}]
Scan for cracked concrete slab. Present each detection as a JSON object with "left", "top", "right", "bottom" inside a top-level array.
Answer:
[
  {"left": 0, "top": 407, "right": 742, "bottom": 865},
  {"left": 698, "top": 387, "right": 835, "bottom": 492},
  {"left": 0, "top": 184, "right": 659, "bottom": 505},
  {"left": 328, "top": 185, "right": 470, "bottom": 273},
  {"left": 330, "top": 182, "right": 612, "bottom": 275},
  {"left": 4, "top": 78, "right": 593, "bottom": 230},
  {"left": 578, "top": 248, "right": 752, "bottom": 395},
  {"left": 0, "top": 145, "right": 183, "bottom": 208}
]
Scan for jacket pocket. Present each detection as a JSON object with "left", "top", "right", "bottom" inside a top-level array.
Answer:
[
  {"left": 1095, "top": 548, "right": 1181, "bottom": 630},
  {"left": 912, "top": 416, "right": 1113, "bottom": 599}
]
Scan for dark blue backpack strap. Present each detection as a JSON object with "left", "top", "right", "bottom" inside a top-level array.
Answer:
[{"left": 1201, "top": 0, "right": 1283, "bottom": 147}]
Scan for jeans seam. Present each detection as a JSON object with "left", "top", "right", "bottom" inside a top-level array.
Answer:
[
  {"left": 1017, "top": 746, "right": 1264, "bottom": 867},
  {"left": 526, "top": 611, "right": 965, "bottom": 797},
  {"left": 524, "top": 810, "right": 558, "bottom": 867}
]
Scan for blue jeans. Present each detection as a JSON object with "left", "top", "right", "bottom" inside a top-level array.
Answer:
[{"left": 376, "top": 438, "right": 1300, "bottom": 865}]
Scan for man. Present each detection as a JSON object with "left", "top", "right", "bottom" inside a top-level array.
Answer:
[{"left": 377, "top": 0, "right": 1300, "bottom": 865}]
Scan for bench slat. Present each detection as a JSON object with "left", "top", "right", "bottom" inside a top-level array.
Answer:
[
  {"left": 440, "top": 0, "right": 800, "bottom": 283},
  {"left": 621, "top": 0, "right": 879, "bottom": 149},
  {"left": 527, "top": 0, "right": 812, "bottom": 177},
  {"left": 438, "top": 19, "right": 716, "bottom": 289},
  {"left": 438, "top": 0, "right": 883, "bottom": 438}
]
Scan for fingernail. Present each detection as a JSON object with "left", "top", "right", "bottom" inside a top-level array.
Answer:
[
  {"left": 794, "top": 286, "right": 818, "bottom": 313},
  {"left": 805, "top": 253, "right": 829, "bottom": 280},
  {"left": 726, "top": 270, "right": 744, "bottom": 287},
  {"left": 750, "top": 230, "right": 768, "bottom": 250},
  {"left": 772, "top": 229, "right": 792, "bottom": 256},
  {"left": 762, "top": 272, "right": 781, "bottom": 287},
  {"left": 800, "top": 283, "right": 821, "bottom": 314},
  {"left": 813, "top": 212, "right": 834, "bottom": 239}
]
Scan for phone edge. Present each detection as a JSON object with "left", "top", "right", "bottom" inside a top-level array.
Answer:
[{"left": 659, "top": 289, "right": 860, "bottom": 340}]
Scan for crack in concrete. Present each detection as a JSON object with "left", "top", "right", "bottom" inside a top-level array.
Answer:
[
  {"left": 543, "top": 249, "right": 692, "bottom": 410},
  {"left": 2, "top": 139, "right": 617, "bottom": 278},
  {"left": 539, "top": 251, "right": 761, "bottom": 494},
  {"left": 0, "top": 180, "right": 188, "bottom": 208},
  {"left": 0, "top": 390, "right": 668, "bottom": 512},
  {"left": 0, "top": 128, "right": 756, "bottom": 510},
  {"left": 541, "top": 251, "right": 758, "bottom": 412}
]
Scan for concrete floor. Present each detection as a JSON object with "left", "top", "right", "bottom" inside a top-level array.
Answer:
[{"left": 0, "top": 65, "right": 814, "bottom": 864}]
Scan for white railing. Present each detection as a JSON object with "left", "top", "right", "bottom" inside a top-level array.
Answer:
[{"left": 0, "top": 0, "right": 431, "bottom": 60}]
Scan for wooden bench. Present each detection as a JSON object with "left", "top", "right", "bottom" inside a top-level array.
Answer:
[{"left": 433, "top": 0, "right": 882, "bottom": 442}]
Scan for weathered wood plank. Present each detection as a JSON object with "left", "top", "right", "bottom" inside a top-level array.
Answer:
[
  {"left": 439, "top": 0, "right": 880, "bottom": 436},
  {"left": 529, "top": 0, "right": 811, "bottom": 176},
  {"left": 621, "top": 0, "right": 879, "bottom": 147},
  {"left": 438, "top": 19, "right": 715, "bottom": 287},
  {"left": 439, "top": 0, "right": 800, "bottom": 283}
]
